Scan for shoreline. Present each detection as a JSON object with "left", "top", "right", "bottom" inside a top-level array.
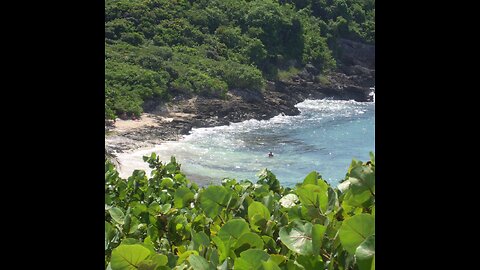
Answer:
[{"left": 105, "top": 71, "right": 375, "bottom": 154}]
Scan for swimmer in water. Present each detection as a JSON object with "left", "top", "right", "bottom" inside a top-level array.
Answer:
[{"left": 268, "top": 151, "right": 274, "bottom": 157}]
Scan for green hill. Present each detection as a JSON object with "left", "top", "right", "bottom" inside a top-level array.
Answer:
[{"left": 105, "top": 0, "right": 375, "bottom": 119}]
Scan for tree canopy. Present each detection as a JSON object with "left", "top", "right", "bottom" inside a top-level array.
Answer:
[{"left": 105, "top": 0, "right": 375, "bottom": 119}]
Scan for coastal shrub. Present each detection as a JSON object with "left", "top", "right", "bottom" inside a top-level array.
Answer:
[
  {"left": 277, "top": 66, "right": 300, "bottom": 81},
  {"left": 220, "top": 61, "right": 265, "bottom": 91},
  {"left": 105, "top": 153, "right": 375, "bottom": 269}
]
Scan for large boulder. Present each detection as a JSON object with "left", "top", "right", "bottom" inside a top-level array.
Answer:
[{"left": 337, "top": 38, "right": 375, "bottom": 70}]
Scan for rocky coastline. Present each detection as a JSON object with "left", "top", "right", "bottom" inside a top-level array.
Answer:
[{"left": 106, "top": 39, "right": 375, "bottom": 154}]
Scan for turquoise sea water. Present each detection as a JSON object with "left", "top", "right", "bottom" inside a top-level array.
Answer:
[{"left": 116, "top": 98, "right": 375, "bottom": 187}]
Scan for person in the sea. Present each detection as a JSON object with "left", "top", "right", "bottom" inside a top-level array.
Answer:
[{"left": 268, "top": 151, "right": 274, "bottom": 157}]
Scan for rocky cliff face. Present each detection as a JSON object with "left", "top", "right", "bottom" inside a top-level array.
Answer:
[{"left": 337, "top": 38, "right": 375, "bottom": 70}]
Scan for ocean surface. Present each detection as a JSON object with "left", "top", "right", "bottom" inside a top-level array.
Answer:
[{"left": 115, "top": 98, "right": 375, "bottom": 187}]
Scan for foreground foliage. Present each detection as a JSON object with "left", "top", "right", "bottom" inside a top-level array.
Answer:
[{"left": 105, "top": 152, "right": 375, "bottom": 269}]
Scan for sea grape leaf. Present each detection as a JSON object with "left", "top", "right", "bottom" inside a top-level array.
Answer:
[
  {"left": 127, "top": 216, "right": 140, "bottom": 234},
  {"left": 110, "top": 244, "right": 151, "bottom": 270},
  {"left": 262, "top": 194, "right": 276, "bottom": 212},
  {"left": 326, "top": 187, "right": 338, "bottom": 214},
  {"left": 199, "top": 186, "right": 231, "bottom": 218},
  {"left": 147, "top": 202, "right": 160, "bottom": 216},
  {"left": 312, "top": 224, "right": 327, "bottom": 256},
  {"left": 342, "top": 189, "right": 372, "bottom": 207},
  {"left": 234, "top": 232, "right": 264, "bottom": 253},
  {"left": 218, "top": 258, "right": 230, "bottom": 270},
  {"left": 369, "top": 152, "right": 375, "bottom": 166},
  {"left": 217, "top": 219, "right": 250, "bottom": 244},
  {"left": 296, "top": 184, "right": 328, "bottom": 214},
  {"left": 259, "top": 260, "right": 281, "bottom": 270},
  {"left": 355, "top": 235, "right": 375, "bottom": 270},
  {"left": 177, "top": 250, "right": 199, "bottom": 265},
  {"left": 160, "top": 178, "right": 174, "bottom": 188},
  {"left": 279, "top": 221, "right": 313, "bottom": 255},
  {"left": 109, "top": 207, "right": 125, "bottom": 225},
  {"left": 268, "top": 255, "right": 286, "bottom": 265},
  {"left": 130, "top": 202, "right": 148, "bottom": 218},
  {"left": 105, "top": 221, "right": 116, "bottom": 250},
  {"left": 234, "top": 249, "right": 270, "bottom": 270},
  {"left": 208, "top": 248, "right": 219, "bottom": 266},
  {"left": 174, "top": 187, "right": 195, "bottom": 208},
  {"left": 287, "top": 205, "right": 309, "bottom": 221},
  {"left": 248, "top": 202, "right": 270, "bottom": 231},
  {"left": 302, "top": 171, "right": 325, "bottom": 186},
  {"left": 295, "top": 255, "right": 324, "bottom": 270},
  {"left": 349, "top": 165, "right": 375, "bottom": 194},
  {"left": 257, "top": 168, "right": 281, "bottom": 193},
  {"left": 248, "top": 202, "right": 270, "bottom": 221},
  {"left": 191, "top": 230, "right": 210, "bottom": 251},
  {"left": 262, "top": 236, "right": 277, "bottom": 253},
  {"left": 188, "top": 254, "right": 216, "bottom": 270},
  {"left": 339, "top": 214, "right": 375, "bottom": 254},
  {"left": 212, "top": 236, "right": 229, "bottom": 263}
]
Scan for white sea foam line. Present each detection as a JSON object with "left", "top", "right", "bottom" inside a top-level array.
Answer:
[{"left": 114, "top": 98, "right": 373, "bottom": 178}]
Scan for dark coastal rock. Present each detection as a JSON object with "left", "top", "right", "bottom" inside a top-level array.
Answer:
[
  {"left": 337, "top": 38, "right": 375, "bottom": 70},
  {"left": 305, "top": 64, "right": 320, "bottom": 76},
  {"left": 298, "top": 69, "right": 314, "bottom": 81}
]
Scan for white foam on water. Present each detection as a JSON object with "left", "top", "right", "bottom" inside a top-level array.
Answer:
[{"left": 113, "top": 98, "right": 375, "bottom": 183}]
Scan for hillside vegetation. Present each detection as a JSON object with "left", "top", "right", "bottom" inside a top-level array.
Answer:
[{"left": 105, "top": 0, "right": 375, "bottom": 119}]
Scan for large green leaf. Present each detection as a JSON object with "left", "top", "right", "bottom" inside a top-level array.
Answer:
[
  {"left": 199, "top": 186, "right": 231, "bottom": 218},
  {"left": 339, "top": 214, "right": 375, "bottom": 254},
  {"left": 248, "top": 202, "right": 270, "bottom": 231},
  {"left": 342, "top": 189, "right": 372, "bottom": 207},
  {"left": 248, "top": 202, "right": 270, "bottom": 220},
  {"left": 188, "top": 254, "right": 216, "bottom": 270},
  {"left": 109, "top": 207, "right": 126, "bottom": 225},
  {"left": 129, "top": 202, "right": 148, "bottom": 218},
  {"left": 355, "top": 235, "right": 375, "bottom": 270},
  {"left": 349, "top": 165, "right": 375, "bottom": 195},
  {"left": 150, "top": 254, "right": 168, "bottom": 267},
  {"left": 234, "top": 232, "right": 264, "bottom": 253},
  {"left": 212, "top": 236, "right": 229, "bottom": 263},
  {"left": 296, "top": 255, "right": 324, "bottom": 270},
  {"left": 234, "top": 249, "right": 270, "bottom": 270},
  {"left": 110, "top": 244, "right": 151, "bottom": 270},
  {"left": 279, "top": 221, "right": 313, "bottom": 255},
  {"left": 177, "top": 250, "right": 199, "bottom": 265},
  {"left": 191, "top": 230, "right": 210, "bottom": 251},
  {"left": 303, "top": 171, "right": 325, "bottom": 186},
  {"left": 218, "top": 219, "right": 250, "bottom": 244},
  {"left": 259, "top": 260, "right": 281, "bottom": 270},
  {"left": 296, "top": 184, "right": 328, "bottom": 214},
  {"left": 312, "top": 224, "right": 326, "bottom": 256},
  {"left": 262, "top": 236, "right": 277, "bottom": 253},
  {"left": 174, "top": 187, "right": 194, "bottom": 208},
  {"left": 106, "top": 221, "right": 116, "bottom": 250},
  {"left": 268, "top": 255, "right": 286, "bottom": 265}
]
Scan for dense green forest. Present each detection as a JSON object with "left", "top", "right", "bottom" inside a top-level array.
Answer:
[
  {"left": 105, "top": 0, "right": 375, "bottom": 119},
  {"left": 105, "top": 153, "right": 375, "bottom": 269}
]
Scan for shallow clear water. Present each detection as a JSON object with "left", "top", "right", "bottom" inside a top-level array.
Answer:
[{"left": 115, "top": 98, "right": 375, "bottom": 187}]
